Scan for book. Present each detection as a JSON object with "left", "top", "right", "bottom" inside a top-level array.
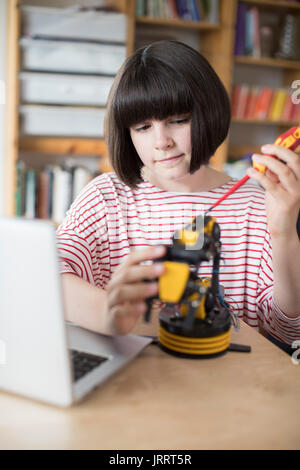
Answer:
[
  {"left": 136, "top": 0, "right": 145, "bottom": 17},
  {"left": 206, "top": 0, "right": 219, "bottom": 24},
  {"left": 290, "top": 102, "right": 300, "bottom": 123},
  {"left": 158, "top": 0, "right": 167, "bottom": 18},
  {"left": 189, "top": 0, "right": 200, "bottom": 21},
  {"left": 15, "top": 160, "right": 26, "bottom": 217},
  {"left": 251, "top": 7, "right": 261, "bottom": 57},
  {"left": 245, "top": 86, "right": 260, "bottom": 119},
  {"left": 282, "top": 93, "right": 295, "bottom": 122},
  {"left": 37, "top": 169, "right": 51, "bottom": 219},
  {"left": 234, "top": 3, "right": 247, "bottom": 56},
  {"left": 176, "top": 0, "right": 192, "bottom": 20},
  {"left": 244, "top": 8, "right": 253, "bottom": 56},
  {"left": 253, "top": 87, "right": 273, "bottom": 120},
  {"left": 52, "top": 166, "right": 72, "bottom": 225},
  {"left": 167, "top": 0, "right": 179, "bottom": 19},
  {"left": 235, "top": 84, "right": 250, "bottom": 119},
  {"left": 72, "top": 166, "right": 92, "bottom": 201},
  {"left": 196, "top": 0, "right": 205, "bottom": 20},
  {"left": 147, "top": 0, "right": 154, "bottom": 17},
  {"left": 268, "top": 89, "right": 288, "bottom": 121},
  {"left": 24, "top": 169, "right": 37, "bottom": 219},
  {"left": 153, "top": 0, "right": 160, "bottom": 17}
]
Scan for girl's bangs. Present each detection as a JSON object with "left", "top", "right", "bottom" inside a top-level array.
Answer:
[{"left": 114, "top": 68, "right": 193, "bottom": 128}]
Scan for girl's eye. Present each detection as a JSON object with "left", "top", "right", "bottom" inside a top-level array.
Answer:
[
  {"left": 135, "top": 124, "right": 150, "bottom": 132},
  {"left": 170, "top": 117, "right": 189, "bottom": 125}
]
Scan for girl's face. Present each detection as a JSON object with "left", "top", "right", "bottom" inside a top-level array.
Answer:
[{"left": 129, "top": 114, "right": 192, "bottom": 183}]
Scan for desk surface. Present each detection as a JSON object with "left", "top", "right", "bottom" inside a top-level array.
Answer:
[{"left": 1, "top": 315, "right": 300, "bottom": 450}]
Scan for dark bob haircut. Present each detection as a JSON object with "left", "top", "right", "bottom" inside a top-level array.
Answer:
[{"left": 105, "top": 40, "right": 231, "bottom": 188}]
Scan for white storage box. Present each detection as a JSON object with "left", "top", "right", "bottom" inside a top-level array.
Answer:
[
  {"left": 19, "top": 72, "right": 114, "bottom": 106},
  {"left": 20, "top": 105, "right": 106, "bottom": 137},
  {"left": 20, "top": 38, "right": 126, "bottom": 75},
  {"left": 21, "top": 6, "right": 127, "bottom": 44}
]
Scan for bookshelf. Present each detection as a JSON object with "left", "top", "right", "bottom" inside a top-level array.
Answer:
[
  {"left": 5, "top": 0, "right": 128, "bottom": 218},
  {"left": 135, "top": 16, "right": 220, "bottom": 29},
  {"left": 228, "top": 0, "right": 300, "bottom": 161},
  {"left": 235, "top": 56, "right": 300, "bottom": 69},
  {"left": 5, "top": 0, "right": 236, "bottom": 220},
  {"left": 4, "top": 0, "right": 299, "bottom": 220},
  {"left": 242, "top": 0, "right": 300, "bottom": 10}
]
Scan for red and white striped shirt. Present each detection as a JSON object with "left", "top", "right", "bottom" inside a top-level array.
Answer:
[{"left": 56, "top": 172, "right": 300, "bottom": 344}]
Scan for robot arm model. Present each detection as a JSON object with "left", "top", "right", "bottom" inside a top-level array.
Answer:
[{"left": 146, "top": 215, "right": 232, "bottom": 358}]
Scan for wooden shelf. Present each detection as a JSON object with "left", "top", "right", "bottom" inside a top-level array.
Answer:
[
  {"left": 241, "top": 0, "right": 300, "bottom": 10},
  {"left": 135, "top": 16, "right": 219, "bottom": 30},
  {"left": 231, "top": 118, "right": 299, "bottom": 126},
  {"left": 19, "top": 137, "right": 107, "bottom": 156},
  {"left": 235, "top": 56, "right": 300, "bottom": 69}
]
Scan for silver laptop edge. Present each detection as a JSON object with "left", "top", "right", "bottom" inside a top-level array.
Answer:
[{"left": 0, "top": 217, "right": 151, "bottom": 407}]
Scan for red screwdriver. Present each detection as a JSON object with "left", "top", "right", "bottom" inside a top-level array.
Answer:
[{"left": 205, "top": 126, "right": 300, "bottom": 215}]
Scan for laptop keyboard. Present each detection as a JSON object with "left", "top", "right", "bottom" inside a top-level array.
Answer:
[{"left": 71, "top": 350, "right": 108, "bottom": 382}]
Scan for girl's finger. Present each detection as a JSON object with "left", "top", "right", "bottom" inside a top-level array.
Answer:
[
  {"left": 261, "top": 144, "right": 300, "bottom": 178},
  {"left": 111, "top": 301, "right": 147, "bottom": 334},
  {"left": 126, "top": 245, "right": 166, "bottom": 267},
  {"left": 108, "top": 281, "right": 159, "bottom": 308},
  {"left": 252, "top": 154, "right": 298, "bottom": 193},
  {"left": 111, "top": 262, "right": 165, "bottom": 286},
  {"left": 247, "top": 167, "right": 287, "bottom": 196}
]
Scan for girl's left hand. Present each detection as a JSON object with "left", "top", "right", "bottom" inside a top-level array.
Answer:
[{"left": 247, "top": 144, "right": 300, "bottom": 240}]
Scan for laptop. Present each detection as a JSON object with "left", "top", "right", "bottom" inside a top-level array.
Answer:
[{"left": 0, "top": 217, "right": 151, "bottom": 407}]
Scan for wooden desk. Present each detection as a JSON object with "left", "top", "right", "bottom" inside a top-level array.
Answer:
[{"left": 0, "top": 318, "right": 300, "bottom": 450}]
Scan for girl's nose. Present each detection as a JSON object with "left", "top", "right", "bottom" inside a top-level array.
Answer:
[{"left": 153, "top": 124, "right": 174, "bottom": 150}]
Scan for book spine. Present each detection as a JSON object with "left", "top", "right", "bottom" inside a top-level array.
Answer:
[
  {"left": 72, "top": 167, "right": 92, "bottom": 201},
  {"left": 15, "top": 160, "right": 26, "bottom": 217},
  {"left": 235, "top": 84, "right": 250, "bottom": 119},
  {"left": 282, "top": 93, "right": 294, "bottom": 122},
  {"left": 176, "top": 0, "right": 190, "bottom": 20},
  {"left": 190, "top": 0, "right": 200, "bottom": 21},
  {"left": 52, "top": 166, "right": 72, "bottom": 225},
  {"left": 37, "top": 170, "right": 50, "bottom": 220},
  {"left": 158, "top": 0, "right": 166, "bottom": 18},
  {"left": 269, "top": 89, "right": 288, "bottom": 121},
  {"left": 196, "top": 0, "right": 205, "bottom": 20},
  {"left": 290, "top": 102, "right": 300, "bottom": 122},
  {"left": 247, "top": 87, "right": 261, "bottom": 119},
  {"left": 251, "top": 7, "right": 261, "bottom": 58},
  {"left": 244, "top": 9, "right": 253, "bottom": 56},
  {"left": 136, "top": 0, "right": 145, "bottom": 17},
  {"left": 24, "top": 169, "right": 37, "bottom": 219},
  {"left": 253, "top": 87, "right": 273, "bottom": 120},
  {"left": 234, "top": 3, "right": 246, "bottom": 56},
  {"left": 206, "top": 0, "right": 219, "bottom": 24}
]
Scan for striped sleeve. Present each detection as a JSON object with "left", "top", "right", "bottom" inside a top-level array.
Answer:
[
  {"left": 256, "top": 229, "right": 300, "bottom": 344},
  {"left": 56, "top": 180, "right": 110, "bottom": 289}
]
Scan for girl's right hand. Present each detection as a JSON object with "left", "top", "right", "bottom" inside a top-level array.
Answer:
[{"left": 105, "top": 245, "right": 166, "bottom": 335}]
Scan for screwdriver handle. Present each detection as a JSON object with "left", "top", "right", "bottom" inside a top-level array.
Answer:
[{"left": 253, "top": 126, "right": 300, "bottom": 174}]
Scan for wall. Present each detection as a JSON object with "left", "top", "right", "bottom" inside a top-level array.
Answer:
[{"left": 0, "top": 0, "right": 7, "bottom": 215}]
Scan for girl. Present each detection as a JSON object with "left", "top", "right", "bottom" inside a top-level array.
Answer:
[{"left": 57, "top": 40, "right": 300, "bottom": 348}]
